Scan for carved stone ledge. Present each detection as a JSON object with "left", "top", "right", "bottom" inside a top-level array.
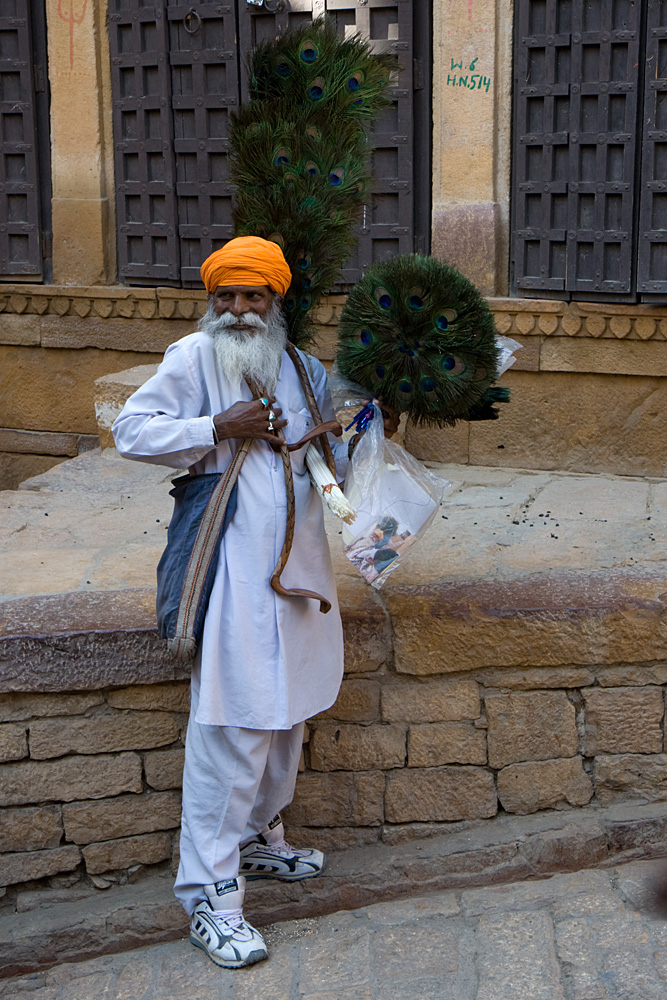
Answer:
[
  {"left": 2, "top": 286, "right": 667, "bottom": 341},
  {"left": 489, "top": 298, "right": 667, "bottom": 342}
]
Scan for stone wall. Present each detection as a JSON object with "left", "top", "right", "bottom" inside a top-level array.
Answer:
[{"left": 3, "top": 663, "right": 667, "bottom": 899}]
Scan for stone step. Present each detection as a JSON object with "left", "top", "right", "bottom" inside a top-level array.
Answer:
[{"left": 3, "top": 801, "right": 667, "bottom": 979}]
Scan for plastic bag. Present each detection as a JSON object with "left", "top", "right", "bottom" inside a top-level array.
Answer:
[
  {"left": 496, "top": 335, "right": 522, "bottom": 376},
  {"left": 327, "top": 361, "right": 370, "bottom": 411},
  {"left": 342, "top": 403, "right": 450, "bottom": 589}
]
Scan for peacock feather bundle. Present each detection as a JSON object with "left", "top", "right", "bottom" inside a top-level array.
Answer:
[
  {"left": 337, "top": 254, "right": 509, "bottom": 427},
  {"left": 229, "top": 18, "right": 394, "bottom": 348}
]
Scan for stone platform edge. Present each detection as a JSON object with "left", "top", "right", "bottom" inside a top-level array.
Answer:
[{"left": 2, "top": 567, "right": 667, "bottom": 693}]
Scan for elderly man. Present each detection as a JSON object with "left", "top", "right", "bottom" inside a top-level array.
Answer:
[{"left": 113, "top": 236, "right": 352, "bottom": 970}]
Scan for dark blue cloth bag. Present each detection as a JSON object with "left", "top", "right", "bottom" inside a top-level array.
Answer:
[{"left": 156, "top": 472, "right": 238, "bottom": 647}]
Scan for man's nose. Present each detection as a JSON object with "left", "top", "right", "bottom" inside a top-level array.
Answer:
[{"left": 229, "top": 295, "right": 245, "bottom": 316}]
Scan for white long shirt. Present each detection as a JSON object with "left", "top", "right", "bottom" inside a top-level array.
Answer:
[{"left": 113, "top": 330, "right": 346, "bottom": 729}]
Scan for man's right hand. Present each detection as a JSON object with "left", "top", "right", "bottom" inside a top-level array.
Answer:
[{"left": 213, "top": 397, "right": 288, "bottom": 450}]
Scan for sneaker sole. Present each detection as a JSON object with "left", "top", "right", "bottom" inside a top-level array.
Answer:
[
  {"left": 190, "top": 933, "right": 268, "bottom": 969},
  {"left": 243, "top": 867, "right": 324, "bottom": 882}
]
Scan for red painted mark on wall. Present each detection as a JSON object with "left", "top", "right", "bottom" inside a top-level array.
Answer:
[
  {"left": 468, "top": 0, "right": 473, "bottom": 21},
  {"left": 57, "top": 0, "right": 89, "bottom": 70}
]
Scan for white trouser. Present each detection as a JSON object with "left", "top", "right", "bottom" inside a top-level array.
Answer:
[{"left": 174, "top": 669, "right": 304, "bottom": 915}]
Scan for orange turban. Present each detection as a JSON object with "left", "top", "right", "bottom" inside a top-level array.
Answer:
[{"left": 200, "top": 236, "right": 292, "bottom": 297}]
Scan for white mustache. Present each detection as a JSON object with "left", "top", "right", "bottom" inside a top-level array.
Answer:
[{"left": 215, "top": 311, "right": 268, "bottom": 332}]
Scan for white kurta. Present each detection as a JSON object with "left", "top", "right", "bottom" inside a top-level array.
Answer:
[{"left": 113, "top": 331, "right": 346, "bottom": 729}]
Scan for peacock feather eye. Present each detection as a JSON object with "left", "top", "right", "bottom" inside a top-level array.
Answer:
[
  {"left": 284, "top": 171, "right": 297, "bottom": 182},
  {"left": 355, "top": 328, "right": 374, "bottom": 347},
  {"left": 284, "top": 297, "right": 296, "bottom": 312},
  {"left": 441, "top": 355, "right": 466, "bottom": 376},
  {"left": 408, "top": 286, "right": 426, "bottom": 310},
  {"left": 276, "top": 62, "right": 291, "bottom": 77},
  {"left": 435, "top": 315, "right": 449, "bottom": 331},
  {"left": 347, "top": 71, "right": 364, "bottom": 91},
  {"left": 329, "top": 167, "right": 345, "bottom": 186},
  {"left": 472, "top": 365, "right": 487, "bottom": 382},
  {"left": 299, "top": 41, "right": 318, "bottom": 63},
  {"left": 297, "top": 256, "right": 310, "bottom": 270},
  {"left": 306, "top": 126, "right": 320, "bottom": 140},
  {"left": 398, "top": 379, "right": 413, "bottom": 397},
  {"left": 305, "top": 161, "right": 319, "bottom": 177},
  {"left": 308, "top": 77, "right": 325, "bottom": 100},
  {"left": 274, "top": 148, "right": 290, "bottom": 166},
  {"left": 375, "top": 287, "right": 392, "bottom": 310},
  {"left": 303, "top": 277, "right": 312, "bottom": 290},
  {"left": 374, "top": 364, "right": 386, "bottom": 379},
  {"left": 420, "top": 377, "right": 437, "bottom": 395},
  {"left": 299, "top": 294, "right": 312, "bottom": 311},
  {"left": 267, "top": 232, "right": 284, "bottom": 247}
]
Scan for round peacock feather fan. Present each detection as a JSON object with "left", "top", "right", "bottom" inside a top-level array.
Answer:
[{"left": 337, "top": 255, "right": 509, "bottom": 427}]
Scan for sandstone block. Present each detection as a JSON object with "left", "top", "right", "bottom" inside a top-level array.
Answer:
[
  {"left": 29, "top": 711, "right": 180, "bottom": 759},
  {"left": 284, "top": 771, "right": 385, "bottom": 827},
  {"left": 82, "top": 832, "right": 172, "bottom": 875},
  {"left": 317, "top": 680, "right": 380, "bottom": 723},
  {"left": 0, "top": 846, "right": 81, "bottom": 886},
  {"left": 467, "top": 370, "right": 667, "bottom": 479},
  {"left": 339, "top": 591, "right": 391, "bottom": 673},
  {"left": 479, "top": 667, "right": 595, "bottom": 690},
  {"left": 583, "top": 686, "right": 664, "bottom": 755},
  {"left": 0, "top": 313, "right": 40, "bottom": 346},
  {"left": 107, "top": 683, "right": 190, "bottom": 714},
  {"left": 0, "top": 806, "right": 63, "bottom": 853},
  {"left": 309, "top": 724, "right": 406, "bottom": 772},
  {"left": 595, "top": 665, "right": 667, "bottom": 687},
  {"left": 0, "top": 692, "right": 104, "bottom": 722},
  {"left": 62, "top": 791, "right": 182, "bottom": 844},
  {"left": 408, "top": 723, "right": 487, "bottom": 767},
  {"left": 497, "top": 757, "right": 593, "bottom": 814},
  {"left": 0, "top": 453, "right": 65, "bottom": 491},
  {"left": 594, "top": 754, "right": 667, "bottom": 805},
  {"left": 282, "top": 826, "right": 380, "bottom": 853},
  {"left": 144, "top": 748, "right": 185, "bottom": 790},
  {"left": 0, "top": 723, "right": 27, "bottom": 762},
  {"left": 0, "top": 753, "right": 143, "bottom": 806},
  {"left": 485, "top": 691, "right": 578, "bottom": 768},
  {"left": 385, "top": 766, "right": 497, "bottom": 823},
  {"left": 0, "top": 344, "right": 162, "bottom": 436},
  {"left": 381, "top": 678, "right": 480, "bottom": 723}
]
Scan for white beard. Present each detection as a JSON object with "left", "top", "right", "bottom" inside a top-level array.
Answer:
[{"left": 199, "top": 299, "right": 288, "bottom": 394}]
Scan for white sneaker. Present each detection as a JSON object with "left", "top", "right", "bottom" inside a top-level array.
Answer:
[
  {"left": 189, "top": 876, "right": 268, "bottom": 969},
  {"left": 239, "top": 814, "right": 325, "bottom": 882}
]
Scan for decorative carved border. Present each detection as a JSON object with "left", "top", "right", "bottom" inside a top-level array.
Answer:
[{"left": 1, "top": 285, "right": 667, "bottom": 340}]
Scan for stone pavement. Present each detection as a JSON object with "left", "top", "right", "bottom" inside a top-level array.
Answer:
[{"left": 2, "top": 860, "right": 666, "bottom": 1000}]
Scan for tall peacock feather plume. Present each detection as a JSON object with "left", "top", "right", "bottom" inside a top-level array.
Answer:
[
  {"left": 337, "top": 254, "right": 509, "bottom": 427},
  {"left": 229, "top": 18, "right": 394, "bottom": 348}
]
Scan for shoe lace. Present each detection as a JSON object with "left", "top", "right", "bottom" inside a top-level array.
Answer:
[
  {"left": 210, "top": 908, "right": 253, "bottom": 940},
  {"left": 267, "top": 837, "right": 309, "bottom": 857}
]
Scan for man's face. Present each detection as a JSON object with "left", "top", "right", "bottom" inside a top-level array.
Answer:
[{"left": 212, "top": 284, "right": 274, "bottom": 334}]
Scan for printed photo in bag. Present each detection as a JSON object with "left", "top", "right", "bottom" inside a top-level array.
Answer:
[{"left": 345, "top": 515, "right": 417, "bottom": 584}]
